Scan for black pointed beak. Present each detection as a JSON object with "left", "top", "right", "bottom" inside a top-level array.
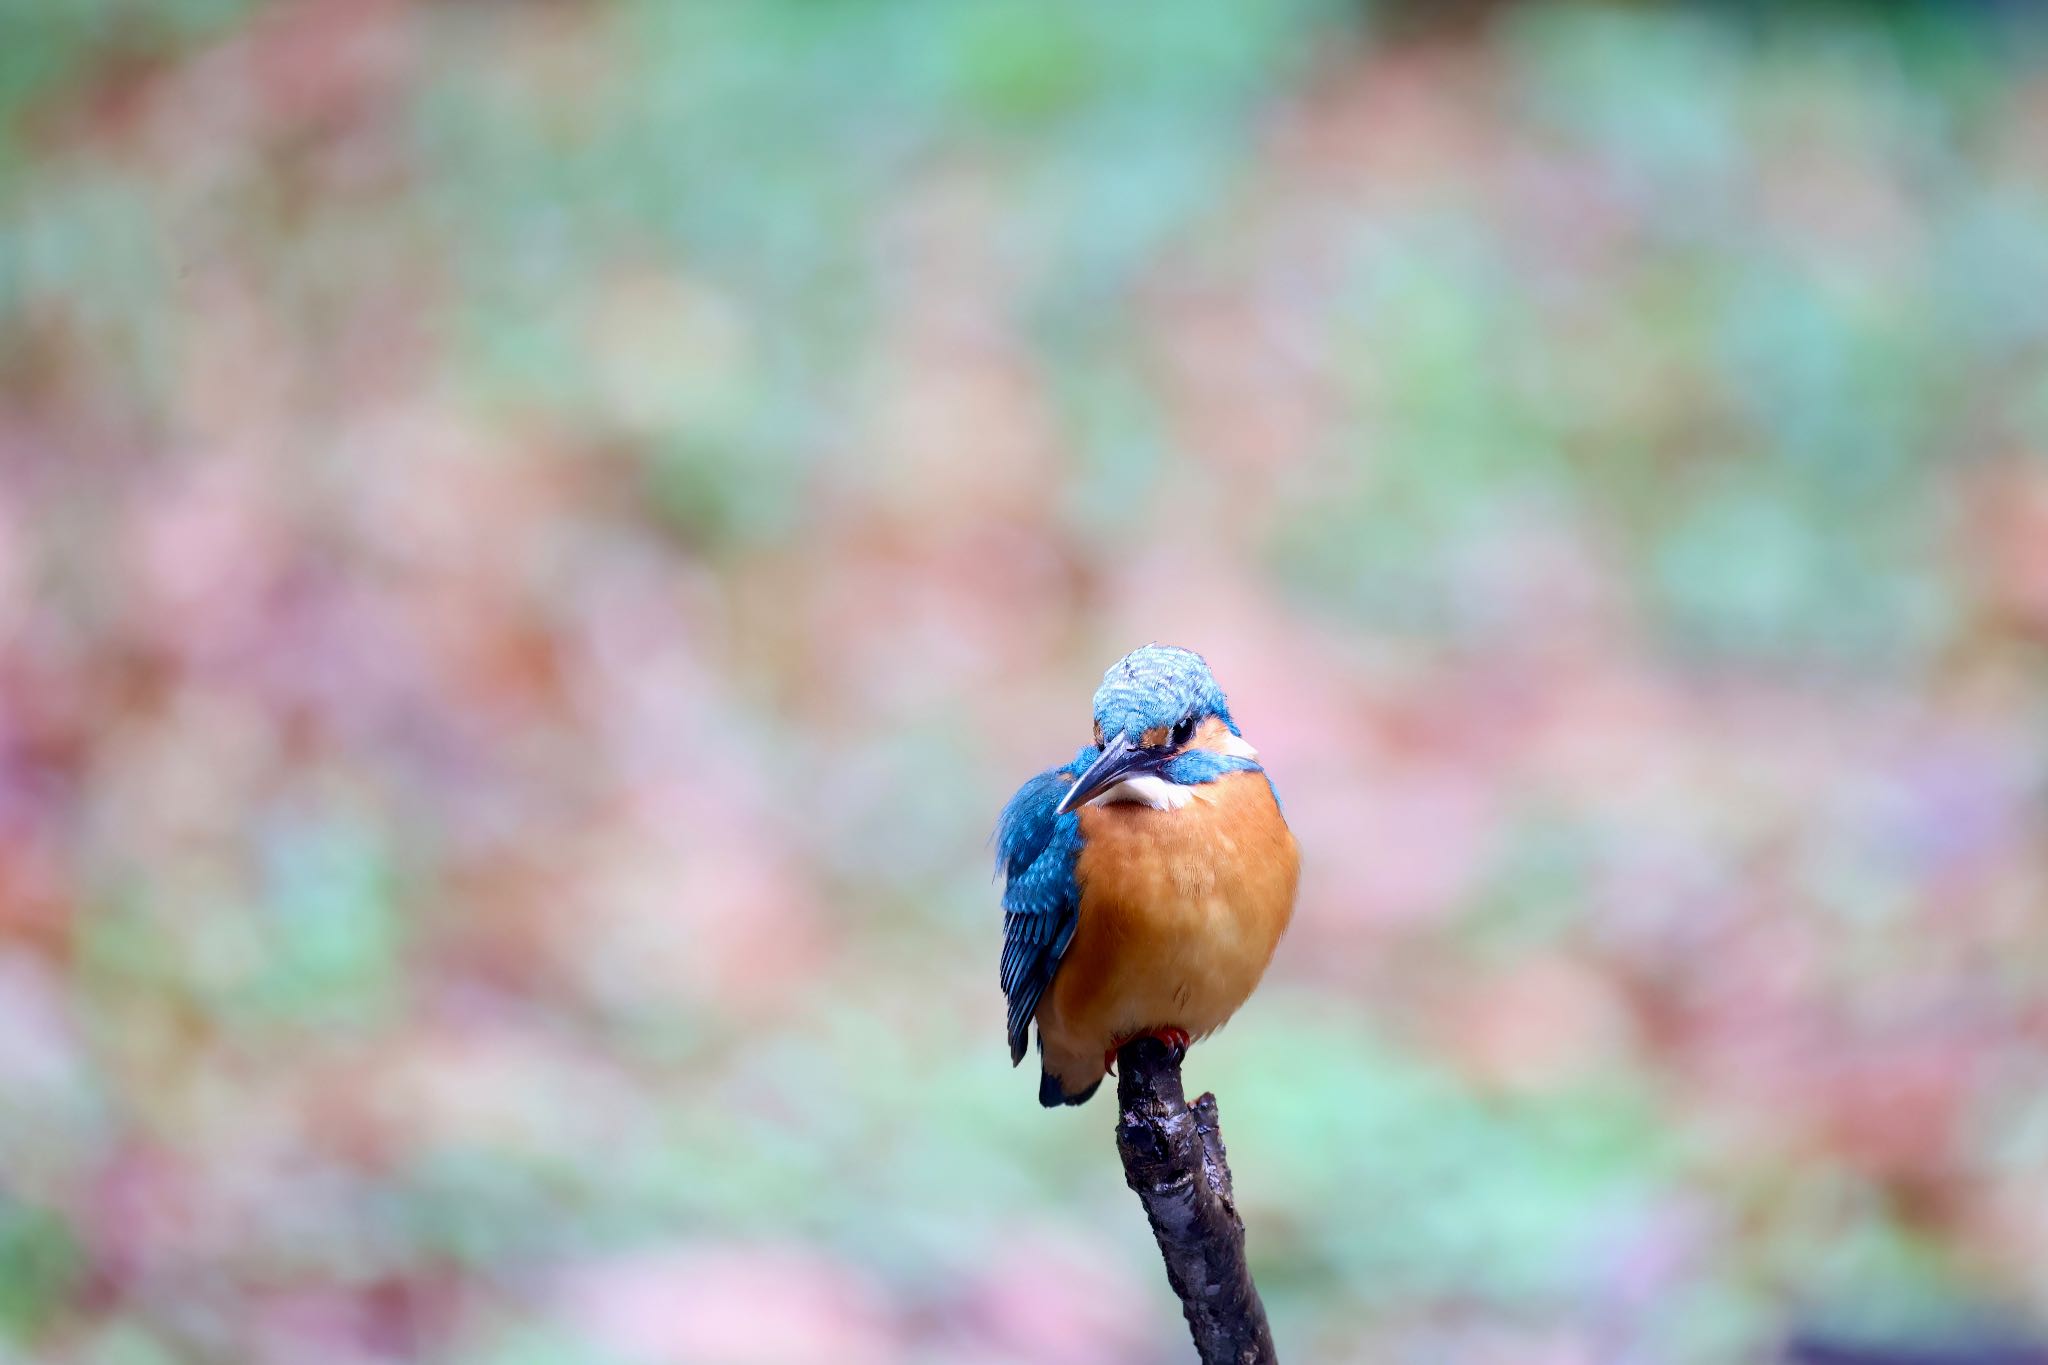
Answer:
[{"left": 1056, "top": 732, "right": 1169, "bottom": 816}]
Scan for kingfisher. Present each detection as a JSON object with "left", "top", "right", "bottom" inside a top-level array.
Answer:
[{"left": 996, "top": 645, "right": 1300, "bottom": 1107}]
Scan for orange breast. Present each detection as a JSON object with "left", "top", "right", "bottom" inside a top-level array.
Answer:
[{"left": 1039, "top": 771, "right": 1298, "bottom": 1070}]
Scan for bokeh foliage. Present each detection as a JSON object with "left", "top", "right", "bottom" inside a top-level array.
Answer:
[{"left": 3, "top": 1, "right": 2047, "bottom": 1362}]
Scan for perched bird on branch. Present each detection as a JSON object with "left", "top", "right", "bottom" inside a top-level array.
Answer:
[{"left": 996, "top": 645, "right": 1300, "bottom": 1107}]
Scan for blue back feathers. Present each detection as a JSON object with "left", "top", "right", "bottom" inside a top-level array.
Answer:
[{"left": 994, "top": 747, "right": 1095, "bottom": 1063}]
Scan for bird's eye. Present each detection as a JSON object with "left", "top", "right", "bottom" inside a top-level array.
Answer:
[{"left": 1171, "top": 717, "right": 1196, "bottom": 747}]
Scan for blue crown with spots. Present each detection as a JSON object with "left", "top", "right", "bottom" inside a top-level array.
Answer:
[{"left": 1091, "top": 645, "right": 1239, "bottom": 741}]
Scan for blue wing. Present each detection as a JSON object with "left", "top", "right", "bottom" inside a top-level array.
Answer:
[{"left": 995, "top": 749, "right": 1095, "bottom": 1065}]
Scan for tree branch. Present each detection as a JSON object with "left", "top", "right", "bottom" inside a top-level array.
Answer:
[{"left": 1114, "top": 1036, "right": 1277, "bottom": 1365}]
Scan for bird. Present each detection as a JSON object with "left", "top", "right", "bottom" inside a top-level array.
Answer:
[{"left": 995, "top": 645, "right": 1300, "bottom": 1107}]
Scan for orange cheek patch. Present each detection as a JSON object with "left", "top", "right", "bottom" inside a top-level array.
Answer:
[
  {"left": 1188, "top": 716, "right": 1237, "bottom": 753},
  {"left": 1140, "top": 726, "right": 1169, "bottom": 749}
]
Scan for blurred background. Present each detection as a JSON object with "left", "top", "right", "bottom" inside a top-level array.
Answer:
[{"left": 3, "top": 0, "right": 2048, "bottom": 1361}]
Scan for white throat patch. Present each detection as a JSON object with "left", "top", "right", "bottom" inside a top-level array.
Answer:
[{"left": 1088, "top": 775, "right": 1194, "bottom": 811}]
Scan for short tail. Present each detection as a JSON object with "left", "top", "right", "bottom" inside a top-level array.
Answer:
[
  {"left": 1028, "top": 1032, "right": 1107, "bottom": 1107},
  {"left": 1039, "top": 1069, "right": 1103, "bottom": 1108}
]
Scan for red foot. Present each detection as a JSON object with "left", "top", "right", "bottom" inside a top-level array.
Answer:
[
  {"left": 1106, "top": 1026, "right": 1193, "bottom": 1073},
  {"left": 1144, "top": 1026, "right": 1192, "bottom": 1053}
]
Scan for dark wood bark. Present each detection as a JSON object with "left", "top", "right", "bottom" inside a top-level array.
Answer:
[{"left": 1114, "top": 1036, "right": 1277, "bottom": 1365}]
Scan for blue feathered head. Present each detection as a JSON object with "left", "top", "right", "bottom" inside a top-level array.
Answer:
[{"left": 1090, "top": 645, "right": 1239, "bottom": 744}]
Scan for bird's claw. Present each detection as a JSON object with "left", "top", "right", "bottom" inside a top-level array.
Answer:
[
  {"left": 1107, "top": 1026, "right": 1193, "bottom": 1074},
  {"left": 1146, "top": 1026, "right": 1192, "bottom": 1059}
]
